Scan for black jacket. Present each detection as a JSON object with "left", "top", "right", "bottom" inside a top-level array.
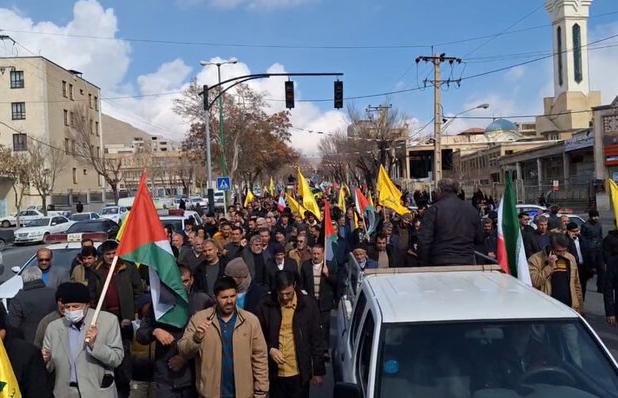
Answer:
[
  {"left": 521, "top": 225, "right": 540, "bottom": 259},
  {"left": 241, "top": 247, "right": 267, "bottom": 287},
  {"left": 265, "top": 259, "right": 299, "bottom": 291},
  {"left": 5, "top": 333, "right": 53, "bottom": 398},
  {"left": 7, "top": 280, "right": 56, "bottom": 344},
  {"left": 603, "top": 230, "right": 618, "bottom": 262},
  {"left": 299, "top": 260, "right": 338, "bottom": 312},
  {"left": 418, "top": 193, "right": 482, "bottom": 266},
  {"left": 581, "top": 220, "right": 603, "bottom": 250},
  {"left": 604, "top": 255, "right": 618, "bottom": 317},
  {"left": 136, "top": 290, "right": 214, "bottom": 388},
  {"left": 367, "top": 246, "right": 400, "bottom": 268},
  {"left": 193, "top": 257, "right": 228, "bottom": 296},
  {"left": 241, "top": 282, "right": 269, "bottom": 315},
  {"left": 256, "top": 290, "right": 326, "bottom": 384}
]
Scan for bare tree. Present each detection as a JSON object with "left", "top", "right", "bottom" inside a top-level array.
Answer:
[
  {"left": 70, "top": 106, "right": 123, "bottom": 204},
  {"left": 0, "top": 145, "right": 32, "bottom": 226},
  {"left": 28, "top": 140, "right": 67, "bottom": 215}
]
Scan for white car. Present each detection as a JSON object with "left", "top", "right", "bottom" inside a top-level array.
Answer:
[
  {"left": 159, "top": 209, "right": 202, "bottom": 233},
  {"left": 69, "top": 212, "right": 100, "bottom": 222},
  {"left": 516, "top": 204, "right": 547, "bottom": 218},
  {"left": 99, "top": 206, "right": 129, "bottom": 225},
  {"left": 13, "top": 216, "right": 74, "bottom": 244},
  {"left": 1, "top": 209, "right": 47, "bottom": 228},
  {"left": 333, "top": 262, "right": 618, "bottom": 397}
]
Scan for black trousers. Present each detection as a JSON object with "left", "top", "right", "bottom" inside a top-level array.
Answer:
[
  {"left": 579, "top": 264, "right": 594, "bottom": 300},
  {"left": 271, "top": 375, "right": 309, "bottom": 398},
  {"left": 319, "top": 310, "right": 331, "bottom": 354},
  {"left": 154, "top": 382, "right": 198, "bottom": 398},
  {"left": 586, "top": 248, "right": 605, "bottom": 291}
]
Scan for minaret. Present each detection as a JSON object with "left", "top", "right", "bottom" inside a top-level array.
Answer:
[{"left": 545, "top": 0, "right": 592, "bottom": 97}]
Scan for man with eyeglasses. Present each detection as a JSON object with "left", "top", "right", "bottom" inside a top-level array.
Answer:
[
  {"left": 36, "top": 248, "right": 69, "bottom": 290},
  {"left": 528, "top": 233, "right": 583, "bottom": 313},
  {"left": 288, "top": 234, "right": 312, "bottom": 271}
]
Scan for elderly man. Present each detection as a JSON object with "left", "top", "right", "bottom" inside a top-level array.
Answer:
[
  {"left": 288, "top": 233, "right": 312, "bottom": 270},
  {"left": 242, "top": 234, "right": 267, "bottom": 286},
  {"left": 8, "top": 266, "right": 56, "bottom": 344},
  {"left": 178, "top": 236, "right": 207, "bottom": 273},
  {"left": 43, "top": 282, "right": 124, "bottom": 398},
  {"left": 225, "top": 258, "right": 268, "bottom": 315},
  {"left": 36, "top": 248, "right": 69, "bottom": 289},
  {"left": 418, "top": 178, "right": 482, "bottom": 266}
]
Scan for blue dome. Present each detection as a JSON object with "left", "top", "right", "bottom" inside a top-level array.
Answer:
[{"left": 485, "top": 118, "right": 517, "bottom": 133}]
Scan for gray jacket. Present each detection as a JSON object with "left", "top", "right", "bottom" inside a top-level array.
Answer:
[
  {"left": 41, "top": 265, "right": 70, "bottom": 290},
  {"left": 43, "top": 308, "right": 124, "bottom": 398}
]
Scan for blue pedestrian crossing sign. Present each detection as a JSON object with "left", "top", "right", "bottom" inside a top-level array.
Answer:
[{"left": 217, "top": 176, "right": 231, "bottom": 192}]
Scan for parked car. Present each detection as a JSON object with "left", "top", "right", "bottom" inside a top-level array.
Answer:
[
  {"left": 13, "top": 216, "right": 74, "bottom": 244},
  {"left": 1, "top": 209, "right": 46, "bottom": 228},
  {"left": 99, "top": 206, "right": 129, "bottom": 225},
  {"left": 333, "top": 259, "right": 618, "bottom": 397},
  {"left": 159, "top": 209, "right": 202, "bottom": 233},
  {"left": 213, "top": 191, "right": 225, "bottom": 209},
  {"left": 69, "top": 212, "right": 100, "bottom": 222},
  {"left": 63, "top": 219, "right": 120, "bottom": 240},
  {"left": 0, "top": 230, "right": 14, "bottom": 251},
  {"left": 515, "top": 204, "right": 547, "bottom": 218}
]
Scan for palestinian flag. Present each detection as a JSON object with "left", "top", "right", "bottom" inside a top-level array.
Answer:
[
  {"left": 116, "top": 173, "right": 189, "bottom": 328},
  {"left": 323, "top": 201, "right": 337, "bottom": 263},
  {"left": 354, "top": 187, "right": 377, "bottom": 235},
  {"left": 497, "top": 172, "right": 532, "bottom": 285}
]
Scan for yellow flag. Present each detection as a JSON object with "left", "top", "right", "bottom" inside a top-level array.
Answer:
[
  {"left": 368, "top": 190, "right": 375, "bottom": 207},
  {"left": 244, "top": 190, "right": 255, "bottom": 208},
  {"left": 376, "top": 165, "right": 410, "bottom": 215},
  {"left": 296, "top": 168, "right": 321, "bottom": 220},
  {"left": 0, "top": 338, "right": 21, "bottom": 398},
  {"left": 353, "top": 211, "right": 359, "bottom": 229},
  {"left": 285, "top": 193, "right": 307, "bottom": 220},
  {"left": 337, "top": 186, "right": 347, "bottom": 213},
  {"left": 269, "top": 177, "right": 276, "bottom": 197},
  {"left": 609, "top": 179, "right": 618, "bottom": 227}
]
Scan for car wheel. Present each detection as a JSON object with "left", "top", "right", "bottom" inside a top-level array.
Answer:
[
  {"left": 0, "top": 239, "right": 6, "bottom": 251},
  {"left": 1, "top": 220, "right": 10, "bottom": 228},
  {"left": 42, "top": 232, "right": 50, "bottom": 243}
]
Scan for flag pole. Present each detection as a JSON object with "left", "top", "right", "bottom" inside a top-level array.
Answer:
[{"left": 86, "top": 255, "right": 120, "bottom": 342}]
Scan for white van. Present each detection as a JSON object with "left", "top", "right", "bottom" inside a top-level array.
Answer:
[{"left": 333, "top": 263, "right": 618, "bottom": 398}]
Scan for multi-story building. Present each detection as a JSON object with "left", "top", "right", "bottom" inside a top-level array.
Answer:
[{"left": 0, "top": 56, "right": 103, "bottom": 216}]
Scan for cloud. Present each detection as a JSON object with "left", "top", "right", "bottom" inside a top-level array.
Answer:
[
  {"left": 176, "top": 0, "right": 316, "bottom": 10},
  {"left": 589, "top": 21, "right": 618, "bottom": 104}
]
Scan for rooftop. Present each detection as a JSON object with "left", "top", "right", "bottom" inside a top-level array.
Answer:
[
  {"left": 486, "top": 118, "right": 517, "bottom": 133},
  {"left": 365, "top": 270, "right": 577, "bottom": 323}
]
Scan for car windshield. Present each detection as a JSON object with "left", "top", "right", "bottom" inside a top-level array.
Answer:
[
  {"left": 161, "top": 218, "right": 183, "bottom": 232},
  {"left": 26, "top": 218, "right": 50, "bottom": 227},
  {"left": 378, "top": 320, "right": 618, "bottom": 398},
  {"left": 100, "top": 208, "right": 118, "bottom": 215},
  {"left": 67, "top": 222, "right": 108, "bottom": 233},
  {"left": 22, "top": 248, "right": 80, "bottom": 274},
  {"left": 70, "top": 214, "right": 91, "bottom": 221}
]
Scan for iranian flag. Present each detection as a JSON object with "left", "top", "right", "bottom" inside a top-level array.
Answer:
[
  {"left": 323, "top": 201, "right": 337, "bottom": 263},
  {"left": 116, "top": 173, "right": 189, "bottom": 328},
  {"left": 497, "top": 173, "right": 532, "bottom": 285},
  {"left": 354, "top": 187, "right": 377, "bottom": 235},
  {"left": 277, "top": 194, "right": 286, "bottom": 213}
]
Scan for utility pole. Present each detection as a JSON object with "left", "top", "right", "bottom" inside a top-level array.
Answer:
[{"left": 416, "top": 54, "right": 461, "bottom": 184}]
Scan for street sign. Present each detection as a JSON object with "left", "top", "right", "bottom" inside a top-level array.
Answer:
[{"left": 217, "top": 176, "right": 231, "bottom": 192}]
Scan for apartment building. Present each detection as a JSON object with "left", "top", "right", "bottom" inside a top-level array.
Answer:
[{"left": 0, "top": 56, "right": 103, "bottom": 215}]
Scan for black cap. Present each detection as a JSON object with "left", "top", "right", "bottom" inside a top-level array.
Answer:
[
  {"left": 60, "top": 282, "right": 91, "bottom": 304},
  {"left": 566, "top": 222, "right": 579, "bottom": 231},
  {"left": 272, "top": 243, "right": 286, "bottom": 255}
]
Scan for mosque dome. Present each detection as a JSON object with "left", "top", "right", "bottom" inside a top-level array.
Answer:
[{"left": 485, "top": 118, "right": 517, "bottom": 133}]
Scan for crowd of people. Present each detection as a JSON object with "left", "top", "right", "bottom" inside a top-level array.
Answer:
[{"left": 2, "top": 176, "right": 617, "bottom": 397}]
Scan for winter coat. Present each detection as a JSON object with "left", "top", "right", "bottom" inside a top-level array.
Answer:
[
  {"left": 93, "top": 260, "right": 145, "bottom": 322},
  {"left": 265, "top": 258, "right": 299, "bottom": 291},
  {"left": 242, "top": 247, "right": 268, "bottom": 287},
  {"left": 418, "top": 193, "right": 483, "bottom": 266},
  {"left": 177, "top": 307, "right": 269, "bottom": 398},
  {"left": 581, "top": 220, "right": 603, "bottom": 250},
  {"left": 8, "top": 279, "right": 56, "bottom": 344},
  {"left": 255, "top": 290, "right": 326, "bottom": 385},
  {"left": 528, "top": 250, "right": 583, "bottom": 313},
  {"left": 603, "top": 255, "right": 618, "bottom": 317},
  {"left": 298, "top": 260, "right": 338, "bottom": 312},
  {"left": 5, "top": 333, "right": 53, "bottom": 398}
]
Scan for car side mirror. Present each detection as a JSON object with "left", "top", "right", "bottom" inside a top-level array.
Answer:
[
  {"left": 10, "top": 266, "right": 20, "bottom": 274},
  {"left": 333, "top": 383, "right": 362, "bottom": 398}
]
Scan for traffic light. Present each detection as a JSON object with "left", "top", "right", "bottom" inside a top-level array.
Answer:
[
  {"left": 334, "top": 80, "right": 343, "bottom": 109},
  {"left": 285, "top": 81, "right": 295, "bottom": 109}
]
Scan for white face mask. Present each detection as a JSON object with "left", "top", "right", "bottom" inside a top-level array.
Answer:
[{"left": 64, "top": 308, "right": 85, "bottom": 324}]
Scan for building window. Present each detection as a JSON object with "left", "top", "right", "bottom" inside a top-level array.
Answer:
[
  {"left": 12, "top": 133, "right": 27, "bottom": 152},
  {"left": 11, "top": 102, "right": 26, "bottom": 120},
  {"left": 71, "top": 139, "right": 76, "bottom": 155},
  {"left": 95, "top": 121, "right": 99, "bottom": 136},
  {"left": 83, "top": 169, "right": 87, "bottom": 176},
  {"left": 73, "top": 168, "right": 77, "bottom": 184},
  {"left": 90, "top": 119, "right": 94, "bottom": 135},
  {"left": 64, "top": 110, "right": 69, "bottom": 126},
  {"left": 573, "top": 23, "right": 582, "bottom": 83},
  {"left": 94, "top": 96, "right": 99, "bottom": 111},
  {"left": 557, "top": 26, "right": 563, "bottom": 87},
  {"left": 65, "top": 138, "right": 70, "bottom": 154},
  {"left": 88, "top": 93, "right": 93, "bottom": 109},
  {"left": 62, "top": 80, "right": 67, "bottom": 97},
  {"left": 69, "top": 83, "right": 74, "bottom": 100},
  {"left": 10, "top": 71, "right": 24, "bottom": 89},
  {"left": 69, "top": 111, "right": 74, "bottom": 126}
]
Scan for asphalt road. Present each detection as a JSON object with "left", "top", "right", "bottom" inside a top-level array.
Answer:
[{"left": 1, "top": 242, "right": 617, "bottom": 397}]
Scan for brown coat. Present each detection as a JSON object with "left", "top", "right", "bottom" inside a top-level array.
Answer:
[
  {"left": 288, "top": 247, "right": 311, "bottom": 270},
  {"left": 528, "top": 250, "right": 583, "bottom": 313},
  {"left": 177, "top": 306, "right": 269, "bottom": 398}
]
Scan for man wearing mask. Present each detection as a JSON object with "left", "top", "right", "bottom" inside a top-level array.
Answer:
[
  {"left": 528, "top": 234, "right": 583, "bottom": 314},
  {"left": 0, "top": 305, "right": 53, "bottom": 397},
  {"left": 266, "top": 244, "right": 299, "bottom": 291},
  {"left": 178, "top": 277, "right": 269, "bottom": 398},
  {"left": 136, "top": 265, "right": 213, "bottom": 397},
  {"left": 242, "top": 235, "right": 267, "bottom": 286},
  {"left": 194, "top": 239, "right": 227, "bottom": 296},
  {"left": 256, "top": 271, "right": 325, "bottom": 398},
  {"left": 581, "top": 209, "right": 604, "bottom": 292},
  {"left": 36, "top": 248, "right": 69, "bottom": 289},
  {"left": 418, "top": 178, "right": 482, "bottom": 266},
  {"left": 42, "top": 282, "right": 124, "bottom": 398}
]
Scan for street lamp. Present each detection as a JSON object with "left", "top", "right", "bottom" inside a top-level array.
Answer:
[
  {"left": 199, "top": 58, "right": 238, "bottom": 179},
  {"left": 442, "top": 103, "right": 490, "bottom": 130}
]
